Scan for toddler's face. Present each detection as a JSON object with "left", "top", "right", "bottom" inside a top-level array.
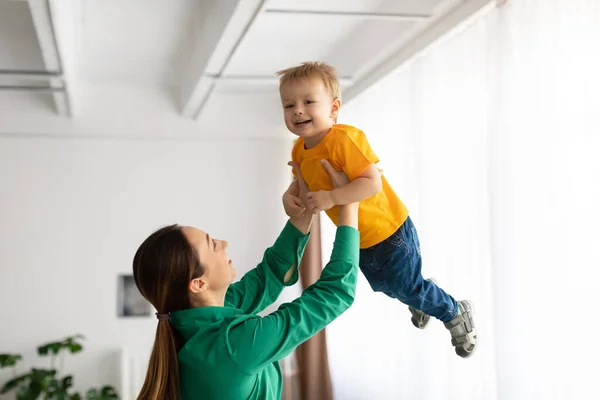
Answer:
[{"left": 280, "top": 77, "right": 339, "bottom": 146}]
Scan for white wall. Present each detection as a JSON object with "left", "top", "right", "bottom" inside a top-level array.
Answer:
[
  {"left": 0, "top": 85, "right": 296, "bottom": 397},
  {"left": 0, "top": 83, "right": 287, "bottom": 139}
]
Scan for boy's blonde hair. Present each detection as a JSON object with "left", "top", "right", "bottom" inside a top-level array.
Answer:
[{"left": 276, "top": 61, "right": 341, "bottom": 101}]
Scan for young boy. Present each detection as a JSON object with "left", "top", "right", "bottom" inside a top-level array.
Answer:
[{"left": 277, "top": 61, "right": 477, "bottom": 358}]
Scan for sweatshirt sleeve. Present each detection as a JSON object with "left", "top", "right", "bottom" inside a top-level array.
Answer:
[
  {"left": 225, "top": 226, "right": 359, "bottom": 374},
  {"left": 224, "top": 221, "right": 310, "bottom": 315}
]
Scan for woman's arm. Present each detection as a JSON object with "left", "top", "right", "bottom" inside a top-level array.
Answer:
[
  {"left": 225, "top": 167, "right": 359, "bottom": 374},
  {"left": 224, "top": 221, "right": 311, "bottom": 314},
  {"left": 224, "top": 166, "right": 315, "bottom": 314}
]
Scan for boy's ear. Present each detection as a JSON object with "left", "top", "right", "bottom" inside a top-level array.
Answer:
[{"left": 330, "top": 98, "right": 341, "bottom": 119}]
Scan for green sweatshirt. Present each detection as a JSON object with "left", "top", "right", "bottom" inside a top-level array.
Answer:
[{"left": 171, "top": 221, "right": 359, "bottom": 400}]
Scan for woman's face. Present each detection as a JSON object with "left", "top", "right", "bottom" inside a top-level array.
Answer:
[{"left": 183, "top": 227, "right": 236, "bottom": 293}]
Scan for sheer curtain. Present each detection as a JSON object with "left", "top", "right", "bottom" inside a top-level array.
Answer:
[
  {"left": 323, "top": 1, "right": 600, "bottom": 399},
  {"left": 489, "top": 1, "right": 600, "bottom": 399}
]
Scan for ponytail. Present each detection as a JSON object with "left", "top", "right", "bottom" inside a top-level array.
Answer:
[
  {"left": 137, "top": 321, "right": 180, "bottom": 400},
  {"left": 132, "top": 224, "right": 205, "bottom": 400}
]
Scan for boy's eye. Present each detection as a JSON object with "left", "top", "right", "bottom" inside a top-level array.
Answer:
[
  {"left": 305, "top": 100, "right": 314, "bottom": 104},
  {"left": 284, "top": 104, "right": 293, "bottom": 109}
]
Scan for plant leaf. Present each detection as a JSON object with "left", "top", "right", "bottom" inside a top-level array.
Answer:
[
  {"left": 86, "top": 388, "right": 98, "bottom": 400},
  {"left": 0, "top": 373, "right": 30, "bottom": 394},
  {"left": 100, "top": 386, "right": 118, "bottom": 399},
  {"left": 37, "top": 345, "right": 49, "bottom": 356},
  {"left": 70, "top": 393, "right": 82, "bottom": 400},
  {"left": 30, "top": 368, "right": 56, "bottom": 386},
  {"left": 50, "top": 343, "right": 63, "bottom": 355},
  {"left": 65, "top": 335, "right": 85, "bottom": 344},
  {"left": 62, "top": 375, "right": 74, "bottom": 390},
  {"left": 68, "top": 343, "right": 83, "bottom": 354},
  {"left": 16, "top": 384, "right": 31, "bottom": 400},
  {"left": 38, "top": 341, "right": 64, "bottom": 356},
  {"left": 0, "top": 354, "right": 23, "bottom": 368},
  {"left": 28, "top": 380, "right": 42, "bottom": 399},
  {"left": 46, "top": 377, "right": 60, "bottom": 397}
]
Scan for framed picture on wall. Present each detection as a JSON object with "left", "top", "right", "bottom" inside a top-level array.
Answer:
[{"left": 117, "top": 274, "right": 151, "bottom": 317}]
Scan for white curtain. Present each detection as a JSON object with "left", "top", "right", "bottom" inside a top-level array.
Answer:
[{"left": 323, "top": 1, "right": 600, "bottom": 399}]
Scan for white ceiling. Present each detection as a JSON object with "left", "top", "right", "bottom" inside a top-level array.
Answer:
[
  {"left": 0, "top": 0, "right": 491, "bottom": 119},
  {"left": 80, "top": 0, "right": 198, "bottom": 84}
]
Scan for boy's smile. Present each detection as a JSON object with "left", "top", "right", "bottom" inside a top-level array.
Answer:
[{"left": 293, "top": 118, "right": 313, "bottom": 128}]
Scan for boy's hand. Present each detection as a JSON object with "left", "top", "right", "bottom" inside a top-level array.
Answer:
[
  {"left": 306, "top": 190, "right": 335, "bottom": 213},
  {"left": 305, "top": 160, "right": 351, "bottom": 214}
]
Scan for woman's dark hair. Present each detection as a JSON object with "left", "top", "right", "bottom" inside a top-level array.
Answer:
[{"left": 132, "top": 224, "right": 204, "bottom": 400}]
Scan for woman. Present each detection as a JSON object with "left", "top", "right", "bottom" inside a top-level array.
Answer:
[{"left": 132, "top": 162, "right": 358, "bottom": 400}]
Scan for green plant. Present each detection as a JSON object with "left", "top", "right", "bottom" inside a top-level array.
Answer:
[{"left": 0, "top": 335, "right": 118, "bottom": 400}]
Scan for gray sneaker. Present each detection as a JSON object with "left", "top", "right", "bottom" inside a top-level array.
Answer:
[
  {"left": 444, "top": 300, "right": 478, "bottom": 358},
  {"left": 408, "top": 278, "right": 438, "bottom": 329}
]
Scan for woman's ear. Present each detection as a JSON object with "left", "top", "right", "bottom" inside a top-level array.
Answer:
[
  {"left": 330, "top": 98, "right": 341, "bottom": 119},
  {"left": 189, "top": 277, "right": 208, "bottom": 294}
]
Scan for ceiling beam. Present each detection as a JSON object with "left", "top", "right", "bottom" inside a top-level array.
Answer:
[
  {"left": 0, "top": 85, "right": 65, "bottom": 93},
  {"left": 344, "top": 0, "right": 494, "bottom": 103},
  {"left": 179, "top": 0, "right": 267, "bottom": 119},
  {"left": 48, "top": 0, "right": 81, "bottom": 115},
  {"left": 264, "top": 9, "right": 431, "bottom": 22},
  {"left": 193, "top": 0, "right": 269, "bottom": 121},
  {"left": 27, "top": 0, "right": 72, "bottom": 116},
  {"left": 0, "top": 69, "right": 62, "bottom": 81}
]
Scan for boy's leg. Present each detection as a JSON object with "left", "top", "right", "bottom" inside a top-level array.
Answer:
[
  {"left": 374, "top": 217, "right": 458, "bottom": 322},
  {"left": 408, "top": 277, "right": 438, "bottom": 329},
  {"left": 366, "top": 216, "right": 478, "bottom": 358},
  {"left": 359, "top": 247, "right": 394, "bottom": 295}
]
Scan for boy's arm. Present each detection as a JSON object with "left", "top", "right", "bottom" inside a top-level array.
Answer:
[
  {"left": 306, "top": 163, "right": 381, "bottom": 212},
  {"left": 331, "top": 163, "right": 381, "bottom": 205}
]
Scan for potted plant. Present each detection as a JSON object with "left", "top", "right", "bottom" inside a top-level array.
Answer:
[{"left": 0, "top": 335, "right": 118, "bottom": 400}]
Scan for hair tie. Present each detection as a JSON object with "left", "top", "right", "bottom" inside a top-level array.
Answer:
[{"left": 155, "top": 312, "right": 170, "bottom": 321}]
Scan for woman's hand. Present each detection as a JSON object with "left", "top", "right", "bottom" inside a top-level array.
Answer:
[
  {"left": 319, "top": 160, "right": 358, "bottom": 229},
  {"left": 319, "top": 159, "right": 350, "bottom": 188},
  {"left": 282, "top": 180, "right": 305, "bottom": 217},
  {"left": 286, "top": 162, "right": 313, "bottom": 234}
]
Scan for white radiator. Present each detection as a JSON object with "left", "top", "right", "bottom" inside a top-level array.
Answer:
[
  {"left": 119, "top": 347, "right": 298, "bottom": 400},
  {"left": 119, "top": 347, "right": 151, "bottom": 400}
]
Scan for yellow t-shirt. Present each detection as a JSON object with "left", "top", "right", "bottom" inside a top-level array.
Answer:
[{"left": 292, "top": 124, "right": 408, "bottom": 248}]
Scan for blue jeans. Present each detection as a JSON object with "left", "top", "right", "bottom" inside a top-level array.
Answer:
[{"left": 359, "top": 216, "right": 458, "bottom": 323}]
